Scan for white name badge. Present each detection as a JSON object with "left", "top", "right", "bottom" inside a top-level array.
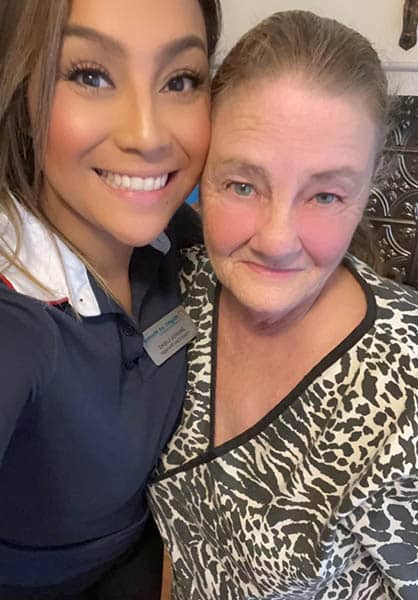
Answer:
[{"left": 142, "top": 306, "right": 196, "bottom": 366}]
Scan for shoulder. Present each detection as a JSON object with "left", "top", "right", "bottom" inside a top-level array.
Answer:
[
  {"left": 342, "top": 258, "right": 418, "bottom": 462},
  {"left": 350, "top": 253, "right": 418, "bottom": 369},
  {"left": 0, "top": 284, "right": 58, "bottom": 388},
  {"left": 347, "top": 255, "right": 418, "bottom": 352},
  {"left": 0, "top": 286, "right": 61, "bottom": 458},
  {"left": 348, "top": 254, "right": 418, "bottom": 312}
]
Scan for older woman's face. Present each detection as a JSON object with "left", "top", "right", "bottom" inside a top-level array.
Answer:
[{"left": 202, "top": 75, "right": 377, "bottom": 324}]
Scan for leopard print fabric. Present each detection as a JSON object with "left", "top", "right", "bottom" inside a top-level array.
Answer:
[{"left": 148, "top": 245, "right": 418, "bottom": 600}]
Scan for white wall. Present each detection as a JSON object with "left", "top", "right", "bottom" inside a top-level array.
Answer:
[{"left": 217, "top": 0, "right": 418, "bottom": 94}]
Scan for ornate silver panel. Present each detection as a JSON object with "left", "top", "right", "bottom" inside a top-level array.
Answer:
[{"left": 367, "top": 96, "right": 418, "bottom": 288}]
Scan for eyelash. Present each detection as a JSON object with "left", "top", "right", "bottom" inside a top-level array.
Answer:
[
  {"left": 62, "top": 61, "right": 113, "bottom": 91},
  {"left": 163, "top": 70, "right": 206, "bottom": 93},
  {"left": 61, "top": 61, "right": 206, "bottom": 95}
]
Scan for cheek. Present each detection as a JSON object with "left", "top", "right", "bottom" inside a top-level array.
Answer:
[
  {"left": 299, "top": 211, "right": 359, "bottom": 266},
  {"left": 203, "top": 198, "right": 257, "bottom": 256},
  {"left": 171, "top": 98, "right": 211, "bottom": 168},
  {"left": 45, "top": 88, "right": 105, "bottom": 165}
]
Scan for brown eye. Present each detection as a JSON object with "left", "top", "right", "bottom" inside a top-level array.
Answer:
[
  {"left": 69, "top": 68, "right": 113, "bottom": 89},
  {"left": 165, "top": 74, "right": 200, "bottom": 93}
]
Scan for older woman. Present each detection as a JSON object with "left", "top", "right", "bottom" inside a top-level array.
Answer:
[{"left": 149, "top": 11, "right": 418, "bottom": 600}]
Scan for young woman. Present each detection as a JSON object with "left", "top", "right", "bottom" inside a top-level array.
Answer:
[
  {"left": 0, "top": 1, "right": 220, "bottom": 598},
  {"left": 149, "top": 11, "right": 418, "bottom": 600}
]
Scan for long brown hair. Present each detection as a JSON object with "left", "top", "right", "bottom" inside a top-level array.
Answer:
[{"left": 0, "top": 2, "right": 68, "bottom": 271}]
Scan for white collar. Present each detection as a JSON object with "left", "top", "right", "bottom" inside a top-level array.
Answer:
[{"left": 0, "top": 196, "right": 171, "bottom": 317}]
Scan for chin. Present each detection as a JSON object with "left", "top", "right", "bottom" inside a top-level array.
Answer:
[
  {"left": 230, "top": 287, "right": 302, "bottom": 324},
  {"left": 233, "top": 293, "right": 282, "bottom": 318},
  {"left": 119, "top": 216, "right": 173, "bottom": 248}
]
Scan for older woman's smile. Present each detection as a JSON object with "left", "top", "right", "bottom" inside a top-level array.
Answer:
[{"left": 242, "top": 260, "right": 304, "bottom": 277}]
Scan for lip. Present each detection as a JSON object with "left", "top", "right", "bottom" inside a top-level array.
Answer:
[{"left": 243, "top": 261, "right": 304, "bottom": 278}]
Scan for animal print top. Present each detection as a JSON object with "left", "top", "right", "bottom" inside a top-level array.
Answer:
[{"left": 148, "top": 245, "right": 418, "bottom": 600}]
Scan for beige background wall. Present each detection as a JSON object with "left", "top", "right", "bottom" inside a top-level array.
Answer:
[{"left": 217, "top": 0, "right": 418, "bottom": 94}]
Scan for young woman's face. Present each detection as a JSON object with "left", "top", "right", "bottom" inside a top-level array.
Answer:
[
  {"left": 202, "top": 76, "right": 378, "bottom": 326},
  {"left": 32, "top": 0, "right": 210, "bottom": 265}
]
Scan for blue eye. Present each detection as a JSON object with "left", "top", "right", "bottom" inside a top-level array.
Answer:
[
  {"left": 68, "top": 68, "right": 113, "bottom": 89},
  {"left": 231, "top": 182, "right": 254, "bottom": 197},
  {"left": 314, "top": 193, "right": 340, "bottom": 205}
]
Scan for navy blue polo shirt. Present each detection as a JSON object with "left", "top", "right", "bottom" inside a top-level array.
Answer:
[{"left": 0, "top": 201, "right": 200, "bottom": 588}]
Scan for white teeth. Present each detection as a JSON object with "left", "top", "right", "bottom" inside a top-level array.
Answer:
[
  {"left": 131, "top": 177, "right": 144, "bottom": 191},
  {"left": 144, "top": 177, "right": 155, "bottom": 191},
  {"left": 100, "top": 171, "right": 170, "bottom": 191}
]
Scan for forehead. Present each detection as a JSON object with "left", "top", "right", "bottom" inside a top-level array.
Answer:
[
  {"left": 67, "top": 0, "right": 207, "bottom": 55},
  {"left": 209, "top": 76, "right": 378, "bottom": 172}
]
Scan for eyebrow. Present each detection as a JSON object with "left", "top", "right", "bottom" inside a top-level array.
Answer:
[
  {"left": 213, "top": 159, "right": 366, "bottom": 199},
  {"left": 311, "top": 167, "right": 361, "bottom": 179},
  {"left": 63, "top": 25, "right": 207, "bottom": 64},
  {"left": 217, "top": 159, "right": 270, "bottom": 182},
  {"left": 214, "top": 159, "right": 272, "bottom": 193},
  {"left": 219, "top": 160, "right": 362, "bottom": 180}
]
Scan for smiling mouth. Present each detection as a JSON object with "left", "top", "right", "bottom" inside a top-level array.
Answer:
[
  {"left": 94, "top": 169, "right": 173, "bottom": 192},
  {"left": 245, "top": 261, "right": 304, "bottom": 274}
]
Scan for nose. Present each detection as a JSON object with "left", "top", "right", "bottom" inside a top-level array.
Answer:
[
  {"left": 250, "top": 199, "right": 303, "bottom": 261},
  {"left": 112, "top": 86, "right": 171, "bottom": 161}
]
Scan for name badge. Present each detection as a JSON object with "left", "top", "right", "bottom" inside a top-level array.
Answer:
[{"left": 142, "top": 306, "right": 196, "bottom": 366}]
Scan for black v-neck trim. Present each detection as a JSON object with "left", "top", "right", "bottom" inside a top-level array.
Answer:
[
  {"left": 209, "top": 282, "right": 221, "bottom": 446},
  {"left": 208, "top": 258, "right": 377, "bottom": 454},
  {"left": 154, "top": 258, "right": 377, "bottom": 481}
]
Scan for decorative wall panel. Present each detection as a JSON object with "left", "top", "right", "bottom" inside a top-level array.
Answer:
[{"left": 367, "top": 95, "right": 418, "bottom": 288}]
